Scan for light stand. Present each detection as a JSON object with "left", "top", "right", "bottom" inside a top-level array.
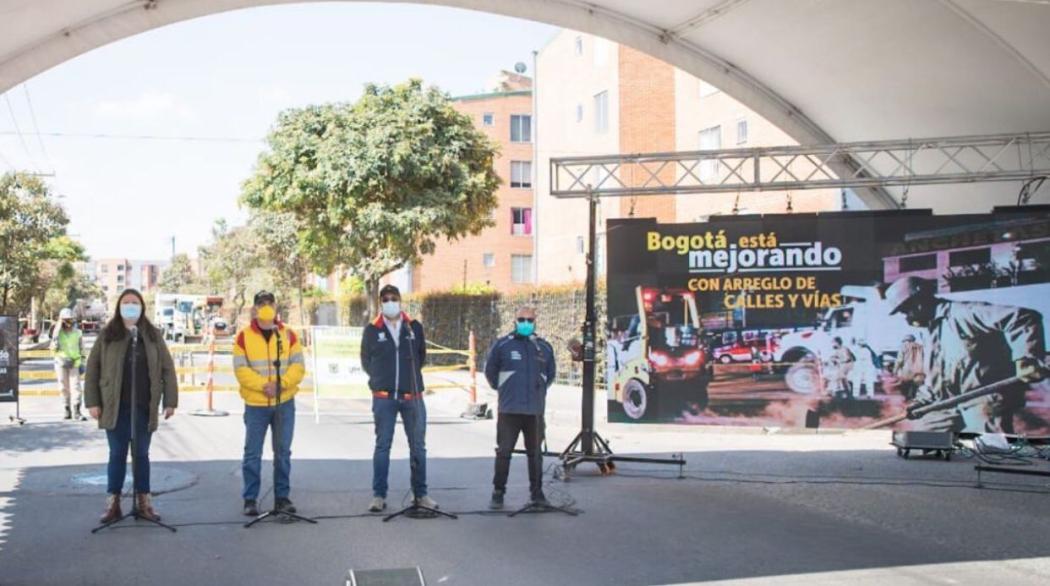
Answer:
[
  {"left": 245, "top": 328, "right": 317, "bottom": 528},
  {"left": 555, "top": 192, "right": 686, "bottom": 478},
  {"left": 508, "top": 415, "right": 578, "bottom": 517},
  {"left": 93, "top": 326, "right": 176, "bottom": 533},
  {"left": 383, "top": 323, "right": 457, "bottom": 522}
]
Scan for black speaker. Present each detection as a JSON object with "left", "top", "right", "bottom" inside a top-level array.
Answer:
[{"left": 346, "top": 568, "right": 426, "bottom": 586}]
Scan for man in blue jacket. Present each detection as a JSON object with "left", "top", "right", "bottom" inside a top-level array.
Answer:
[
  {"left": 485, "top": 306, "right": 556, "bottom": 509},
  {"left": 360, "top": 284, "right": 434, "bottom": 514}
]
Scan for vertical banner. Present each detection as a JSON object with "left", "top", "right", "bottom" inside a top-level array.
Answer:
[
  {"left": 311, "top": 326, "right": 368, "bottom": 421},
  {"left": 606, "top": 208, "right": 1050, "bottom": 435},
  {"left": 0, "top": 315, "right": 17, "bottom": 403}
]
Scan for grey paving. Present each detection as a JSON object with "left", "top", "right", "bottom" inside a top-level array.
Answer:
[{"left": 1, "top": 385, "right": 1049, "bottom": 586}]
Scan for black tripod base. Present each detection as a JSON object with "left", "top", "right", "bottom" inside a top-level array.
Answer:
[
  {"left": 558, "top": 430, "right": 686, "bottom": 479},
  {"left": 244, "top": 508, "right": 318, "bottom": 528},
  {"left": 382, "top": 503, "right": 458, "bottom": 522},
  {"left": 508, "top": 500, "right": 578, "bottom": 517},
  {"left": 91, "top": 509, "right": 177, "bottom": 533}
]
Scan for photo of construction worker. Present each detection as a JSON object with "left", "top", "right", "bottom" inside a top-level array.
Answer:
[
  {"left": 892, "top": 334, "right": 925, "bottom": 400},
  {"left": 886, "top": 276, "right": 1048, "bottom": 434}
]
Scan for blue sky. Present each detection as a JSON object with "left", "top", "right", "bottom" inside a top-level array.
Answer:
[{"left": 0, "top": 3, "right": 558, "bottom": 261}]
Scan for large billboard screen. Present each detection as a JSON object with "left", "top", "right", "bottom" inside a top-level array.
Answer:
[{"left": 606, "top": 208, "right": 1050, "bottom": 435}]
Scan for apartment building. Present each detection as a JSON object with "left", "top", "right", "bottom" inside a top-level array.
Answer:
[
  {"left": 535, "top": 31, "right": 842, "bottom": 284},
  {"left": 392, "top": 71, "right": 537, "bottom": 293}
]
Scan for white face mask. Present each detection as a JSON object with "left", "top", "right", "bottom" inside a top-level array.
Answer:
[{"left": 382, "top": 301, "right": 401, "bottom": 319}]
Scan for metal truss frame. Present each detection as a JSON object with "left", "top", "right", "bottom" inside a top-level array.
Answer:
[{"left": 549, "top": 131, "right": 1050, "bottom": 198}]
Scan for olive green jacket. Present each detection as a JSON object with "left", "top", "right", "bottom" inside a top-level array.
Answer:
[{"left": 83, "top": 325, "right": 178, "bottom": 432}]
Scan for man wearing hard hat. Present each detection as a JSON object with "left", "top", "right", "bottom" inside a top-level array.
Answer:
[
  {"left": 51, "top": 307, "right": 86, "bottom": 420},
  {"left": 884, "top": 276, "right": 1047, "bottom": 433}
]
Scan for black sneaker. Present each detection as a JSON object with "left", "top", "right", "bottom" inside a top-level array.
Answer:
[
  {"left": 243, "top": 499, "right": 259, "bottom": 516},
  {"left": 275, "top": 497, "right": 297, "bottom": 514},
  {"left": 63, "top": 407, "right": 72, "bottom": 420},
  {"left": 530, "top": 491, "right": 549, "bottom": 506},
  {"left": 489, "top": 491, "right": 505, "bottom": 510}
]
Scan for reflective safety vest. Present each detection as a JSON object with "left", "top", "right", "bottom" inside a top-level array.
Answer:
[
  {"left": 51, "top": 327, "right": 84, "bottom": 368},
  {"left": 233, "top": 320, "right": 306, "bottom": 407}
]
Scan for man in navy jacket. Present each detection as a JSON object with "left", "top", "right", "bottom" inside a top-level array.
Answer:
[
  {"left": 360, "top": 284, "right": 432, "bottom": 513},
  {"left": 484, "top": 306, "right": 556, "bottom": 509}
]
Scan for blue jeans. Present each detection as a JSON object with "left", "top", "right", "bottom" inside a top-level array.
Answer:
[
  {"left": 242, "top": 399, "right": 295, "bottom": 501},
  {"left": 106, "top": 404, "right": 152, "bottom": 494},
  {"left": 372, "top": 396, "right": 427, "bottom": 499}
]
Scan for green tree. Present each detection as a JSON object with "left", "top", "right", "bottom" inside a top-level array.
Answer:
[
  {"left": 200, "top": 219, "right": 264, "bottom": 327},
  {"left": 158, "top": 253, "right": 201, "bottom": 293},
  {"left": 249, "top": 210, "right": 311, "bottom": 326},
  {"left": 0, "top": 173, "right": 74, "bottom": 314},
  {"left": 241, "top": 79, "right": 501, "bottom": 316}
]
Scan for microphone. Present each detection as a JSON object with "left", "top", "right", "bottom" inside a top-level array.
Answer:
[{"left": 130, "top": 325, "right": 139, "bottom": 341}]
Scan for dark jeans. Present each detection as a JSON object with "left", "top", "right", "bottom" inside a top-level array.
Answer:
[
  {"left": 372, "top": 396, "right": 427, "bottom": 499},
  {"left": 493, "top": 413, "right": 544, "bottom": 496},
  {"left": 242, "top": 399, "right": 296, "bottom": 500},
  {"left": 106, "top": 404, "right": 152, "bottom": 494}
]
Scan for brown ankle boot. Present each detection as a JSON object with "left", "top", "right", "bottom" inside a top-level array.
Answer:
[
  {"left": 99, "top": 494, "right": 122, "bottom": 524},
  {"left": 136, "top": 493, "right": 161, "bottom": 522}
]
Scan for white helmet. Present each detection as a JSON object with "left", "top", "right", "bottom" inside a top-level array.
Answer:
[{"left": 58, "top": 308, "right": 75, "bottom": 320}]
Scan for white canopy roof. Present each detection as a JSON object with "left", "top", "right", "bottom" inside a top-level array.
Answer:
[{"left": 2, "top": 0, "right": 1049, "bottom": 210}]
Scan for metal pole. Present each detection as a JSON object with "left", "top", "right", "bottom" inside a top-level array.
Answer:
[
  {"left": 581, "top": 192, "right": 598, "bottom": 455},
  {"left": 468, "top": 330, "right": 477, "bottom": 404}
]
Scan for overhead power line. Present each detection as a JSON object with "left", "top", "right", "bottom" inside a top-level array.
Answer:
[
  {"left": 0, "top": 130, "right": 263, "bottom": 144},
  {"left": 3, "top": 93, "right": 40, "bottom": 172},
  {"left": 21, "top": 83, "right": 53, "bottom": 171}
]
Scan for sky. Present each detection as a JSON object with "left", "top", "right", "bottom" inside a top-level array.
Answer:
[{"left": 0, "top": 3, "right": 558, "bottom": 261}]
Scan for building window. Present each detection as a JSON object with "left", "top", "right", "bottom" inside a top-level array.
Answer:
[
  {"left": 510, "top": 161, "right": 532, "bottom": 188},
  {"left": 949, "top": 248, "right": 991, "bottom": 267},
  {"left": 699, "top": 80, "right": 720, "bottom": 97},
  {"left": 116, "top": 275, "right": 124, "bottom": 283},
  {"left": 576, "top": 235, "right": 585, "bottom": 254},
  {"left": 511, "top": 207, "right": 533, "bottom": 236},
  {"left": 100, "top": 265, "right": 108, "bottom": 273},
  {"left": 116, "top": 265, "right": 124, "bottom": 271},
  {"left": 510, "top": 114, "right": 532, "bottom": 143},
  {"left": 576, "top": 103, "right": 583, "bottom": 123},
  {"left": 899, "top": 254, "right": 938, "bottom": 272},
  {"left": 483, "top": 253, "right": 495, "bottom": 268},
  {"left": 736, "top": 119, "right": 748, "bottom": 145},
  {"left": 511, "top": 254, "right": 534, "bottom": 283},
  {"left": 574, "top": 36, "right": 583, "bottom": 56},
  {"left": 594, "top": 91, "right": 609, "bottom": 133},
  {"left": 482, "top": 112, "right": 494, "bottom": 126},
  {"left": 699, "top": 125, "right": 722, "bottom": 182}
]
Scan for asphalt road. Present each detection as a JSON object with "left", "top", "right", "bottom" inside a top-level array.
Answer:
[{"left": 1, "top": 380, "right": 1050, "bottom": 585}]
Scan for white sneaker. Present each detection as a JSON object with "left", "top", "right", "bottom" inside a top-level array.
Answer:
[
  {"left": 414, "top": 495, "right": 438, "bottom": 509},
  {"left": 368, "top": 496, "right": 386, "bottom": 512}
]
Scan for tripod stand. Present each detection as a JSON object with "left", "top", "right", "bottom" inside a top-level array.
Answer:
[
  {"left": 556, "top": 194, "right": 686, "bottom": 479},
  {"left": 382, "top": 322, "right": 457, "bottom": 523},
  {"left": 245, "top": 328, "right": 317, "bottom": 528},
  {"left": 93, "top": 326, "right": 176, "bottom": 534}
]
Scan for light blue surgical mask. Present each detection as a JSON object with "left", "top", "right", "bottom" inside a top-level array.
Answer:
[
  {"left": 120, "top": 304, "right": 142, "bottom": 321},
  {"left": 382, "top": 301, "right": 401, "bottom": 319},
  {"left": 515, "top": 320, "right": 535, "bottom": 337}
]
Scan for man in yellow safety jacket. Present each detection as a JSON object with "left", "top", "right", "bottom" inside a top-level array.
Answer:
[{"left": 233, "top": 290, "right": 306, "bottom": 517}]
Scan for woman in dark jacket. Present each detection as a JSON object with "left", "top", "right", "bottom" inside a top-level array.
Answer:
[{"left": 84, "top": 288, "right": 178, "bottom": 523}]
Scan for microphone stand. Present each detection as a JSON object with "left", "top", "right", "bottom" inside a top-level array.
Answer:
[
  {"left": 93, "top": 325, "right": 176, "bottom": 533},
  {"left": 245, "top": 327, "right": 317, "bottom": 528},
  {"left": 383, "top": 321, "right": 457, "bottom": 522}
]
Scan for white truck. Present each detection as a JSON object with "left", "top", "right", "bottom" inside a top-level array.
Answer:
[
  {"left": 773, "top": 285, "right": 921, "bottom": 394},
  {"left": 154, "top": 293, "right": 223, "bottom": 343}
]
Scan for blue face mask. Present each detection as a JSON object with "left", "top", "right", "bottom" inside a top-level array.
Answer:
[
  {"left": 120, "top": 304, "right": 142, "bottom": 321},
  {"left": 515, "top": 320, "right": 535, "bottom": 337}
]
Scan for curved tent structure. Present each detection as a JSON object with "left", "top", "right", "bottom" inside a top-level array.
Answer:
[{"left": 1, "top": 0, "right": 1049, "bottom": 210}]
